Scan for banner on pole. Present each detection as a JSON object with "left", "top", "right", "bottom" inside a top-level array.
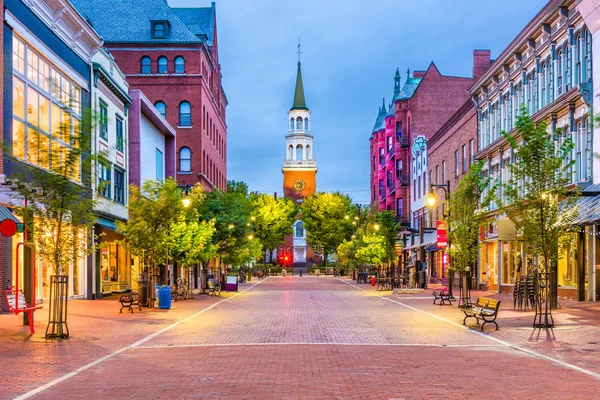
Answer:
[{"left": 436, "top": 220, "right": 448, "bottom": 248}]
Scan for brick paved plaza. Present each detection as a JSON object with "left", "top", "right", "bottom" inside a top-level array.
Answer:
[{"left": 3, "top": 277, "right": 600, "bottom": 399}]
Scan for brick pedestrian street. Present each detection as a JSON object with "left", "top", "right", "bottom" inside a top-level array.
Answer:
[{"left": 3, "top": 277, "right": 600, "bottom": 400}]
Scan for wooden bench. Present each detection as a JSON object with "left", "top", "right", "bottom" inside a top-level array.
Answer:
[
  {"left": 119, "top": 293, "right": 142, "bottom": 313},
  {"left": 462, "top": 297, "right": 501, "bottom": 331},
  {"left": 4, "top": 289, "right": 43, "bottom": 334},
  {"left": 207, "top": 280, "right": 221, "bottom": 296},
  {"left": 432, "top": 288, "right": 452, "bottom": 305}
]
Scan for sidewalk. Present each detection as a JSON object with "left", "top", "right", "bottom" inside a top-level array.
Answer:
[
  {"left": 345, "top": 276, "right": 600, "bottom": 377},
  {"left": 0, "top": 285, "right": 247, "bottom": 400}
]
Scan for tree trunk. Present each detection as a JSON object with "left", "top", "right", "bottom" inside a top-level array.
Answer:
[{"left": 550, "top": 256, "right": 558, "bottom": 309}]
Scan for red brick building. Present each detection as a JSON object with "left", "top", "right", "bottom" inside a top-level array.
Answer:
[
  {"left": 72, "top": 0, "right": 227, "bottom": 191},
  {"left": 370, "top": 51, "right": 491, "bottom": 226},
  {"left": 424, "top": 99, "right": 479, "bottom": 282}
]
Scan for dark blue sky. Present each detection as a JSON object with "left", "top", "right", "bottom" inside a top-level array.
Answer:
[{"left": 171, "top": 0, "right": 548, "bottom": 203}]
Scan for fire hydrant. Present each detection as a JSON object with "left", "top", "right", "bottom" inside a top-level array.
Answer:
[{"left": 371, "top": 276, "right": 376, "bottom": 286}]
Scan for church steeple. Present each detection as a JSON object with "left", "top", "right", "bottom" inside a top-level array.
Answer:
[{"left": 291, "top": 62, "right": 308, "bottom": 111}]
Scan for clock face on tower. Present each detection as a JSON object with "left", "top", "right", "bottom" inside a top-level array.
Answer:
[{"left": 293, "top": 179, "right": 306, "bottom": 192}]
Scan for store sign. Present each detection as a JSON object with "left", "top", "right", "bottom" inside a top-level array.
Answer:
[{"left": 436, "top": 220, "right": 448, "bottom": 248}]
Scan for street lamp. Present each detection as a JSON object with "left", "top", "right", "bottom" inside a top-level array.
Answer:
[
  {"left": 181, "top": 185, "right": 191, "bottom": 208},
  {"left": 374, "top": 224, "right": 380, "bottom": 231},
  {"left": 247, "top": 234, "right": 254, "bottom": 240},
  {"left": 426, "top": 182, "right": 453, "bottom": 298}
]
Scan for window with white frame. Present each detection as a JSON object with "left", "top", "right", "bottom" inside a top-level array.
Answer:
[{"left": 12, "top": 35, "right": 82, "bottom": 181}]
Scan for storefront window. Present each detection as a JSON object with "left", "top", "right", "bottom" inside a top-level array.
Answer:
[
  {"left": 12, "top": 35, "right": 82, "bottom": 181},
  {"left": 100, "top": 243, "right": 130, "bottom": 289},
  {"left": 558, "top": 234, "right": 578, "bottom": 288},
  {"left": 501, "top": 242, "right": 522, "bottom": 285}
]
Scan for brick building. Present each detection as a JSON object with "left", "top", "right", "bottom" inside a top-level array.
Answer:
[
  {"left": 1, "top": 0, "right": 102, "bottom": 307},
  {"left": 369, "top": 51, "right": 491, "bottom": 228},
  {"left": 413, "top": 100, "right": 479, "bottom": 284},
  {"left": 72, "top": 0, "right": 227, "bottom": 191},
  {"left": 471, "top": 0, "right": 594, "bottom": 301}
]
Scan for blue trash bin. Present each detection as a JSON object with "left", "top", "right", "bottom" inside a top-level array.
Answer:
[
  {"left": 158, "top": 285, "right": 172, "bottom": 309},
  {"left": 154, "top": 285, "right": 161, "bottom": 306}
]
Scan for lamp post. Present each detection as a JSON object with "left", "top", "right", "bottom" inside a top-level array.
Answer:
[{"left": 426, "top": 182, "right": 453, "bottom": 297}]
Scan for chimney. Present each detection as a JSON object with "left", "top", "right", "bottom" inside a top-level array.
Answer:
[
  {"left": 413, "top": 70, "right": 426, "bottom": 78},
  {"left": 473, "top": 49, "right": 491, "bottom": 79}
]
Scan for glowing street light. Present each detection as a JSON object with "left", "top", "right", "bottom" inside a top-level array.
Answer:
[
  {"left": 181, "top": 186, "right": 191, "bottom": 208},
  {"left": 247, "top": 234, "right": 254, "bottom": 240},
  {"left": 426, "top": 189, "right": 437, "bottom": 208},
  {"left": 374, "top": 224, "right": 380, "bottom": 231},
  {"left": 344, "top": 215, "right": 350, "bottom": 220},
  {"left": 228, "top": 224, "right": 235, "bottom": 230}
]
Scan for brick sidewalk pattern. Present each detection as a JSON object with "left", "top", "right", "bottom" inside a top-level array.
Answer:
[{"left": 2, "top": 277, "right": 600, "bottom": 399}]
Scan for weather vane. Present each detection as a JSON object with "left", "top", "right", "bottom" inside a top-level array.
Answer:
[{"left": 297, "top": 38, "right": 302, "bottom": 63}]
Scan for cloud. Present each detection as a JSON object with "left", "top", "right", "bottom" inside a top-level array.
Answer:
[{"left": 170, "top": 0, "right": 549, "bottom": 197}]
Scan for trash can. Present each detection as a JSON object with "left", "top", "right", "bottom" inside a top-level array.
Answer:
[
  {"left": 158, "top": 285, "right": 172, "bottom": 309},
  {"left": 155, "top": 285, "right": 161, "bottom": 305}
]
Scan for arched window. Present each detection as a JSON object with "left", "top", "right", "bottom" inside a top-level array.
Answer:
[
  {"left": 179, "top": 147, "right": 191, "bottom": 172},
  {"left": 154, "top": 23, "right": 164, "bottom": 38},
  {"left": 295, "top": 221, "right": 304, "bottom": 237},
  {"left": 296, "top": 144, "right": 303, "bottom": 161},
  {"left": 175, "top": 56, "right": 185, "bottom": 74},
  {"left": 296, "top": 116, "right": 303, "bottom": 130},
  {"left": 290, "top": 118, "right": 294, "bottom": 131},
  {"left": 304, "top": 118, "right": 309, "bottom": 131},
  {"left": 140, "top": 56, "right": 151, "bottom": 74},
  {"left": 179, "top": 101, "right": 191, "bottom": 126},
  {"left": 306, "top": 145, "right": 312, "bottom": 160},
  {"left": 154, "top": 101, "right": 166, "bottom": 118},
  {"left": 157, "top": 56, "right": 168, "bottom": 74},
  {"left": 288, "top": 145, "right": 293, "bottom": 159}
]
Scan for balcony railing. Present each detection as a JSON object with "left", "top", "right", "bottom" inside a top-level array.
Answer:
[
  {"left": 283, "top": 159, "right": 317, "bottom": 168},
  {"left": 399, "top": 136, "right": 410, "bottom": 147}
]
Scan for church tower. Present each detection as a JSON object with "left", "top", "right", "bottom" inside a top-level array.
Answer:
[{"left": 282, "top": 59, "right": 317, "bottom": 266}]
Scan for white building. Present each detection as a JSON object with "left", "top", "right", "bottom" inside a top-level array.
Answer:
[{"left": 91, "top": 48, "right": 132, "bottom": 296}]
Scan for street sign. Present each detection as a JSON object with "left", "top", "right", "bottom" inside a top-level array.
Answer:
[{"left": 436, "top": 220, "right": 448, "bottom": 248}]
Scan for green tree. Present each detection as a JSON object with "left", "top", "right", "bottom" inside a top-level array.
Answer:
[
  {"left": 117, "top": 178, "right": 184, "bottom": 285},
  {"left": 355, "top": 232, "right": 387, "bottom": 267},
  {"left": 198, "top": 181, "right": 253, "bottom": 268},
  {"left": 447, "top": 160, "right": 494, "bottom": 274},
  {"left": 301, "top": 192, "right": 353, "bottom": 267},
  {"left": 11, "top": 108, "right": 96, "bottom": 338},
  {"left": 250, "top": 193, "right": 297, "bottom": 261},
  {"left": 447, "top": 161, "right": 495, "bottom": 302},
  {"left": 373, "top": 211, "right": 399, "bottom": 270},
  {"left": 337, "top": 238, "right": 359, "bottom": 269},
  {"left": 502, "top": 109, "right": 578, "bottom": 314}
]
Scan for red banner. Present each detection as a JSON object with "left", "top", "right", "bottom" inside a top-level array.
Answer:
[{"left": 436, "top": 220, "right": 448, "bottom": 248}]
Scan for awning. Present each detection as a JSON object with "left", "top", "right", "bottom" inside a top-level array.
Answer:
[
  {"left": 0, "top": 206, "right": 24, "bottom": 237},
  {"left": 404, "top": 241, "right": 436, "bottom": 251},
  {"left": 571, "top": 194, "right": 600, "bottom": 226},
  {"left": 96, "top": 217, "right": 118, "bottom": 231}
]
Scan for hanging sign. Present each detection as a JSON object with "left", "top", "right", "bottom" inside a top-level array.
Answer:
[{"left": 436, "top": 220, "right": 448, "bottom": 248}]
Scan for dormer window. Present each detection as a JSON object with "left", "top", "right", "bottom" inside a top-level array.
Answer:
[{"left": 151, "top": 21, "right": 170, "bottom": 39}]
